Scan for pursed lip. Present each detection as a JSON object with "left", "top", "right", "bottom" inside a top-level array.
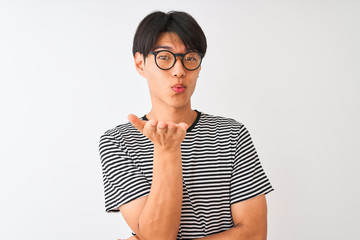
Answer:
[
  {"left": 172, "top": 83, "right": 185, "bottom": 88},
  {"left": 171, "top": 83, "right": 186, "bottom": 93}
]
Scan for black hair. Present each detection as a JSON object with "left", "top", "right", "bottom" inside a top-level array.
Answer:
[{"left": 132, "top": 11, "right": 207, "bottom": 58}]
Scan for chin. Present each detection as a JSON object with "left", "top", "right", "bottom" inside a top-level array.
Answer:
[{"left": 167, "top": 99, "right": 191, "bottom": 109}]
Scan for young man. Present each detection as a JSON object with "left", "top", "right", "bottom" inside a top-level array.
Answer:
[{"left": 99, "top": 11, "right": 273, "bottom": 240}]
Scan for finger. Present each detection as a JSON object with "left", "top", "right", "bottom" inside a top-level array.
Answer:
[
  {"left": 178, "top": 122, "right": 189, "bottom": 131},
  {"left": 167, "top": 121, "right": 176, "bottom": 134},
  {"left": 128, "top": 114, "right": 145, "bottom": 132},
  {"left": 149, "top": 119, "right": 158, "bottom": 127},
  {"left": 144, "top": 119, "right": 157, "bottom": 134},
  {"left": 157, "top": 121, "right": 167, "bottom": 134}
]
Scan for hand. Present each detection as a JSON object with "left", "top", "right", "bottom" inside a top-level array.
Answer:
[{"left": 128, "top": 114, "right": 188, "bottom": 150}]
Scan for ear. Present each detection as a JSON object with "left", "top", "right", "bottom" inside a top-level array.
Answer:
[{"left": 134, "top": 52, "right": 146, "bottom": 77}]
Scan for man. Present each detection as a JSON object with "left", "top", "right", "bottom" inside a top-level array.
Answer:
[{"left": 99, "top": 11, "right": 273, "bottom": 240}]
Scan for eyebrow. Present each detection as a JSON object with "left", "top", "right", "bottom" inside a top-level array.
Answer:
[
  {"left": 153, "top": 45, "right": 173, "bottom": 51},
  {"left": 152, "top": 45, "right": 195, "bottom": 53}
]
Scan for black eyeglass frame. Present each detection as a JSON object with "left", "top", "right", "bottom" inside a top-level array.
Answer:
[{"left": 149, "top": 50, "right": 204, "bottom": 71}]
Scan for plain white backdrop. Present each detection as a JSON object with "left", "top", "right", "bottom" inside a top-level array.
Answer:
[{"left": 1, "top": 0, "right": 359, "bottom": 239}]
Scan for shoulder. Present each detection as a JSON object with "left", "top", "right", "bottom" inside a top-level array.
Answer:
[
  {"left": 102, "top": 121, "right": 134, "bottom": 137},
  {"left": 99, "top": 121, "right": 143, "bottom": 146},
  {"left": 199, "top": 112, "right": 245, "bottom": 130}
]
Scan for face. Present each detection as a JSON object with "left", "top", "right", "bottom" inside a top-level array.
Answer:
[{"left": 135, "top": 32, "right": 201, "bottom": 110}]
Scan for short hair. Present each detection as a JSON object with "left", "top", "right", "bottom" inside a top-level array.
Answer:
[{"left": 132, "top": 11, "right": 207, "bottom": 58}]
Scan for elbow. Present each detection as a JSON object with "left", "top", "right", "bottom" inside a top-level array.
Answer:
[
  {"left": 234, "top": 223, "right": 267, "bottom": 240},
  {"left": 252, "top": 232, "right": 267, "bottom": 240},
  {"left": 136, "top": 215, "right": 179, "bottom": 240},
  {"left": 136, "top": 222, "right": 178, "bottom": 240},
  {"left": 136, "top": 232, "right": 177, "bottom": 240}
]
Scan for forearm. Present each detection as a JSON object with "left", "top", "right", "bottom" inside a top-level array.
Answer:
[
  {"left": 137, "top": 147, "right": 183, "bottom": 240},
  {"left": 193, "top": 224, "right": 266, "bottom": 240}
]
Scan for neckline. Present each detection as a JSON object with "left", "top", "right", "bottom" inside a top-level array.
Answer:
[{"left": 141, "top": 110, "right": 201, "bottom": 133}]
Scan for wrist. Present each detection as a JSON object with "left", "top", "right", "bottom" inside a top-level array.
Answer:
[
  {"left": 152, "top": 147, "right": 183, "bottom": 175},
  {"left": 153, "top": 145, "right": 182, "bottom": 155}
]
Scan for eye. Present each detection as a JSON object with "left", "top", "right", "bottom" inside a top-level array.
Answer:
[
  {"left": 158, "top": 55, "right": 170, "bottom": 60},
  {"left": 184, "top": 52, "right": 200, "bottom": 62},
  {"left": 184, "top": 56, "right": 197, "bottom": 61},
  {"left": 156, "top": 52, "right": 173, "bottom": 61}
]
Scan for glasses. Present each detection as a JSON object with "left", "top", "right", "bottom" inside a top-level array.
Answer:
[{"left": 149, "top": 50, "right": 203, "bottom": 71}]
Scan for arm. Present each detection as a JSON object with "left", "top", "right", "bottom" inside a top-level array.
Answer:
[
  {"left": 193, "top": 194, "right": 268, "bottom": 240},
  {"left": 119, "top": 115, "right": 188, "bottom": 240}
]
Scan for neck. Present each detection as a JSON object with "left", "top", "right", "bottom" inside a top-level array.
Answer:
[{"left": 146, "top": 105, "right": 197, "bottom": 127}]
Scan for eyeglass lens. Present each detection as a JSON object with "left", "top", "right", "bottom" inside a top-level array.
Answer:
[{"left": 155, "top": 51, "right": 201, "bottom": 70}]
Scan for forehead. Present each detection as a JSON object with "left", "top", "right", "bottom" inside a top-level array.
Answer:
[{"left": 153, "top": 32, "right": 187, "bottom": 52}]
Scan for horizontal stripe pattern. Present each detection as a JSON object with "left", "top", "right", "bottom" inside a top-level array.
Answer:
[{"left": 99, "top": 112, "right": 273, "bottom": 239}]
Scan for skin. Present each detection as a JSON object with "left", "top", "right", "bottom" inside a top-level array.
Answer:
[{"left": 118, "top": 32, "right": 268, "bottom": 240}]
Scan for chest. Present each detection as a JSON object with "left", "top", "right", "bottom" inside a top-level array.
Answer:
[{"left": 128, "top": 134, "right": 236, "bottom": 192}]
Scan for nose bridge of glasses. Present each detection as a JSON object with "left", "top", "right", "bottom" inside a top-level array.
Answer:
[
  {"left": 174, "top": 53, "right": 185, "bottom": 58},
  {"left": 172, "top": 53, "right": 186, "bottom": 68},
  {"left": 173, "top": 53, "right": 185, "bottom": 63}
]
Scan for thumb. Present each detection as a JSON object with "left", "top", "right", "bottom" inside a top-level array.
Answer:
[{"left": 128, "top": 114, "right": 145, "bottom": 132}]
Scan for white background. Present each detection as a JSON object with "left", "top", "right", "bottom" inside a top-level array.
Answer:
[{"left": 1, "top": 0, "right": 359, "bottom": 239}]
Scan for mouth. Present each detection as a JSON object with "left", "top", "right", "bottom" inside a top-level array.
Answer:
[{"left": 172, "top": 83, "right": 186, "bottom": 94}]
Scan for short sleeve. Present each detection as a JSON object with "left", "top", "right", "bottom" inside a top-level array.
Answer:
[
  {"left": 99, "top": 132, "right": 151, "bottom": 212},
  {"left": 230, "top": 124, "right": 274, "bottom": 205}
]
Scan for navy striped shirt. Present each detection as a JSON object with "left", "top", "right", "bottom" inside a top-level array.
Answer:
[{"left": 99, "top": 111, "right": 273, "bottom": 239}]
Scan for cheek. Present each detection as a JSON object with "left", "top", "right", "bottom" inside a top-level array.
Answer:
[
  {"left": 148, "top": 71, "right": 167, "bottom": 84},
  {"left": 145, "top": 71, "right": 169, "bottom": 93},
  {"left": 189, "top": 72, "right": 200, "bottom": 86},
  {"left": 143, "top": 63, "right": 163, "bottom": 84}
]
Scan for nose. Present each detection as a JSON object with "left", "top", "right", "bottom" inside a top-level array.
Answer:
[{"left": 171, "top": 57, "right": 185, "bottom": 78}]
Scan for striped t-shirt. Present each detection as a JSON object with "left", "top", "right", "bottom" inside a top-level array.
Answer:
[{"left": 99, "top": 111, "right": 273, "bottom": 239}]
